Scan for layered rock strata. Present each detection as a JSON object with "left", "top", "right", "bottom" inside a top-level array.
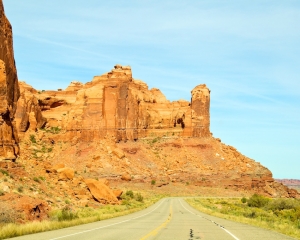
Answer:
[
  {"left": 34, "top": 64, "right": 211, "bottom": 142},
  {"left": 12, "top": 64, "right": 299, "bottom": 198},
  {"left": 0, "top": 0, "right": 19, "bottom": 160}
]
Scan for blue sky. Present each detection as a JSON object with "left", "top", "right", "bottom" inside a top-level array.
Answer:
[{"left": 3, "top": 0, "right": 300, "bottom": 179}]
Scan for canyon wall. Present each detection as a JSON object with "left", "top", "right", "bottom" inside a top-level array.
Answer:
[
  {"left": 0, "top": 0, "right": 19, "bottom": 160},
  {"left": 12, "top": 62, "right": 298, "bottom": 199},
  {"left": 34, "top": 65, "right": 211, "bottom": 142},
  {"left": 15, "top": 82, "right": 46, "bottom": 137}
]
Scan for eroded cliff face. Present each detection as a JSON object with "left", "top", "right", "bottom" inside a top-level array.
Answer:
[
  {"left": 0, "top": 0, "right": 19, "bottom": 160},
  {"left": 15, "top": 82, "right": 46, "bottom": 137},
  {"left": 35, "top": 64, "right": 211, "bottom": 142},
  {"left": 15, "top": 65, "right": 297, "bottom": 198},
  {"left": 12, "top": 64, "right": 299, "bottom": 198},
  {"left": 191, "top": 84, "right": 210, "bottom": 137}
]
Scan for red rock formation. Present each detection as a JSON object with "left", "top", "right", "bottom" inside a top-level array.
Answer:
[
  {"left": 191, "top": 84, "right": 210, "bottom": 137},
  {"left": 13, "top": 64, "right": 298, "bottom": 198},
  {"left": 15, "top": 82, "right": 46, "bottom": 135},
  {"left": 0, "top": 194, "right": 50, "bottom": 222},
  {"left": 34, "top": 65, "right": 211, "bottom": 142},
  {"left": 84, "top": 178, "right": 119, "bottom": 204},
  {"left": 0, "top": 0, "right": 20, "bottom": 160}
]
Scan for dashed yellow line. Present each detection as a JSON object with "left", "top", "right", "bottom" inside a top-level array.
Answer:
[{"left": 140, "top": 204, "right": 173, "bottom": 240}]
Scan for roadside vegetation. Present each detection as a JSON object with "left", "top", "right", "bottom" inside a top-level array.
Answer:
[
  {"left": 186, "top": 194, "right": 300, "bottom": 239},
  {"left": 0, "top": 191, "right": 164, "bottom": 240}
]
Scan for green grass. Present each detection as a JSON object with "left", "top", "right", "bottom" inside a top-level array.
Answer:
[
  {"left": 29, "top": 135, "right": 36, "bottom": 143},
  {"left": 40, "top": 126, "right": 61, "bottom": 134},
  {"left": 0, "top": 192, "right": 163, "bottom": 240},
  {"left": 33, "top": 177, "right": 40, "bottom": 183},
  {"left": 0, "top": 169, "right": 9, "bottom": 176},
  {"left": 186, "top": 195, "right": 300, "bottom": 239}
]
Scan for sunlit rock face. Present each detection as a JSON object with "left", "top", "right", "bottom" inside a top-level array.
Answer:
[
  {"left": 0, "top": 0, "right": 20, "bottom": 160},
  {"left": 15, "top": 82, "right": 46, "bottom": 136},
  {"left": 33, "top": 64, "right": 211, "bottom": 142}
]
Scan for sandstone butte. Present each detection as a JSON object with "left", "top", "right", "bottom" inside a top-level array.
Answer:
[{"left": 0, "top": 0, "right": 299, "bottom": 224}]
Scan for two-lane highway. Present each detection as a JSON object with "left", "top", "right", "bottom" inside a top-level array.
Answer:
[{"left": 10, "top": 198, "right": 296, "bottom": 240}]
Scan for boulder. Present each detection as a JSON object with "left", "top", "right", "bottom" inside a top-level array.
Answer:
[
  {"left": 46, "top": 163, "right": 66, "bottom": 173},
  {"left": 57, "top": 167, "right": 75, "bottom": 180},
  {"left": 98, "top": 178, "right": 109, "bottom": 186},
  {"left": 113, "top": 148, "right": 125, "bottom": 159},
  {"left": 113, "top": 189, "right": 123, "bottom": 199},
  {"left": 121, "top": 174, "right": 131, "bottom": 181},
  {"left": 52, "top": 163, "right": 65, "bottom": 172},
  {"left": 84, "top": 179, "right": 118, "bottom": 204}
]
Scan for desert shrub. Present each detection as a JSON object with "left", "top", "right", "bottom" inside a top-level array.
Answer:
[
  {"left": 50, "top": 127, "right": 61, "bottom": 134},
  {"left": 151, "top": 137, "right": 160, "bottom": 144},
  {"left": 121, "top": 199, "right": 131, "bottom": 206},
  {"left": 39, "top": 176, "right": 45, "bottom": 181},
  {"left": 57, "top": 207, "right": 78, "bottom": 221},
  {"left": 0, "top": 204, "right": 21, "bottom": 224},
  {"left": 29, "top": 135, "right": 36, "bottom": 143},
  {"left": 243, "top": 209, "right": 257, "bottom": 218},
  {"left": 135, "top": 192, "right": 144, "bottom": 202},
  {"left": 241, "top": 197, "right": 247, "bottom": 203},
  {"left": 247, "top": 194, "right": 270, "bottom": 208},
  {"left": 41, "top": 146, "right": 47, "bottom": 152},
  {"left": 151, "top": 180, "right": 156, "bottom": 185},
  {"left": 0, "top": 169, "right": 9, "bottom": 176},
  {"left": 33, "top": 177, "right": 40, "bottom": 183},
  {"left": 125, "top": 190, "right": 134, "bottom": 199},
  {"left": 17, "top": 186, "right": 24, "bottom": 193},
  {"left": 266, "top": 198, "right": 300, "bottom": 211}
]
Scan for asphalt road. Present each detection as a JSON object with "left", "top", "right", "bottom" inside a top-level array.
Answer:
[{"left": 10, "top": 198, "right": 296, "bottom": 240}]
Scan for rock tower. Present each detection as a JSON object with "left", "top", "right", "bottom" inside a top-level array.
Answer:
[{"left": 0, "top": 0, "right": 20, "bottom": 160}]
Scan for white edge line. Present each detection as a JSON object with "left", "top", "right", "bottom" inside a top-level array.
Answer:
[
  {"left": 49, "top": 199, "right": 166, "bottom": 240},
  {"left": 179, "top": 199, "right": 240, "bottom": 240}
]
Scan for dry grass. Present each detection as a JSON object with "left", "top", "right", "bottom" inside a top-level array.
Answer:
[
  {"left": 0, "top": 191, "right": 164, "bottom": 240},
  {"left": 186, "top": 197, "right": 300, "bottom": 240}
]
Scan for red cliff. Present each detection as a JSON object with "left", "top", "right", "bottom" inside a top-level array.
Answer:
[{"left": 0, "top": 0, "right": 19, "bottom": 160}]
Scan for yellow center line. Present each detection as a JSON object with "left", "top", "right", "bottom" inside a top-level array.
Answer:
[{"left": 140, "top": 204, "right": 173, "bottom": 240}]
